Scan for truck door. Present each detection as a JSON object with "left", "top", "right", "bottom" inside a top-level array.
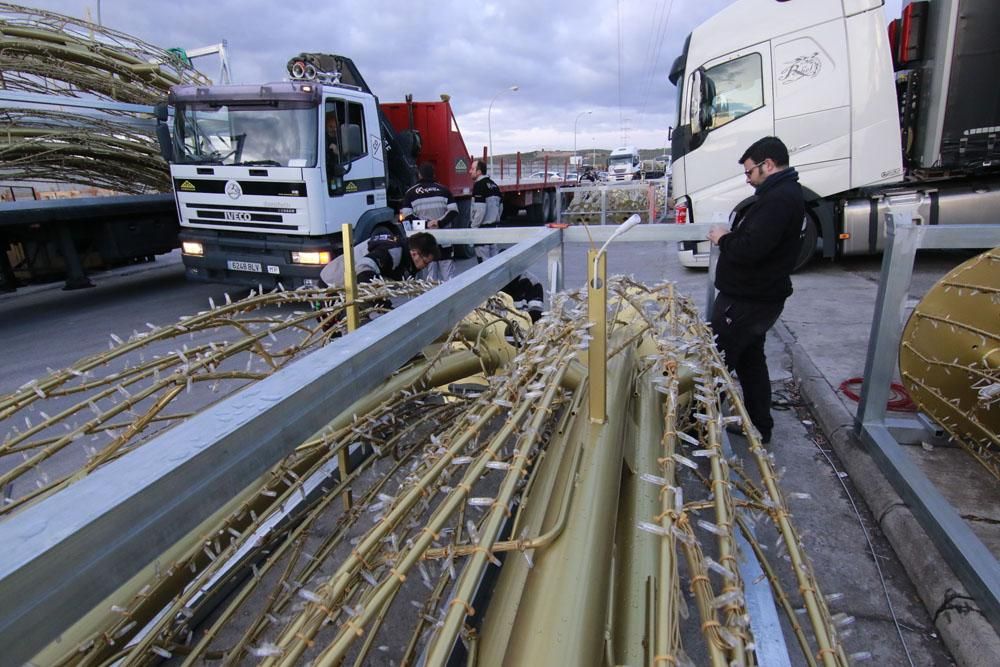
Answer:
[
  {"left": 683, "top": 44, "right": 773, "bottom": 224},
  {"left": 324, "top": 97, "right": 381, "bottom": 231}
]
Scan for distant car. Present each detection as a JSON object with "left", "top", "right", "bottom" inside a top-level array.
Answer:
[
  {"left": 597, "top": 171, "right": 608, "bottom": 181},
  {"left": 527, "top": 171, "right": 563, "bottom": 181},
  {"left": 564, "top": 172, "right": 578, "bottom": 181}
]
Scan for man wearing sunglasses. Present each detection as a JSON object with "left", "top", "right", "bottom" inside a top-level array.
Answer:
[{"left": 706, "top": 136, "right": 805, "bottom": 445}]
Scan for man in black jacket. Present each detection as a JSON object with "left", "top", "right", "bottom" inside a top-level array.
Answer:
[{"left": 707, "top": 136, "right": 804, "bottom": 444}]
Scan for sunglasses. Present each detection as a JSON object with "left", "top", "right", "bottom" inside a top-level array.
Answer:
[{"left": 743, "top": 161, "right": 766, "bottom": 177}]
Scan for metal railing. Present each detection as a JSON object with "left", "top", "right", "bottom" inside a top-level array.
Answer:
[{"left": 855, "top": 197, "right": 1000, "bottom": 636}]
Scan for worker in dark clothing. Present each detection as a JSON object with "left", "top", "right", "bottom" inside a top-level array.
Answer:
[
  {"left": 400, "top": 163, "right": 459, "bottom": 281},
  {"left": 707, "top": 136, "right": 805, "bottom": 444},
  {"left": 469, "top": 158, "right": 503, "bottom": 263},
  {"left": 320, "top": 227, "right": 440, "bottom": 287}
]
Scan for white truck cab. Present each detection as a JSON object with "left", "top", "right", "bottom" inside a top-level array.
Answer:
[
  {"left": 163, "top": 55, "right": 411, "bottom": 288},
  {"left": 670, "top": 0, "right": 902, "bottom": 268},
  {"left": 607, "top": 146, "right": 641, "bottom": 181}
]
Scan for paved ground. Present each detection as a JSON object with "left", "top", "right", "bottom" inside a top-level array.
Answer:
[{"left": 2, "top": 239, "right": 994, "bottom": 664}]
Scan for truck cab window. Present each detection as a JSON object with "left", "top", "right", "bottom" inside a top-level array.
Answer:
[
  {"left": 325, "top": 99, "right": 368, "bottom": 196},
  {"left": 695, "top": 53, "right": 764, "bottom": 133}
]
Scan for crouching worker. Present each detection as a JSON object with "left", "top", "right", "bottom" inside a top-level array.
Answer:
[
  {"left": 317, "top": 227, "right": 439, "bottom": 325},
  {"left": 320, "top": 227, "right": 440, "bottom": 288}
]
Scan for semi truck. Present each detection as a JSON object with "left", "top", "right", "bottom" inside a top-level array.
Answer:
[
  {"left": 669, "top": 0, "right": 1000, "bottom": 269},
  {"left": 607, "top": 146, "right": 641, "bottom": 181},
  {"left": 159, "top": 54, "right": 562, "bottom": 288}
]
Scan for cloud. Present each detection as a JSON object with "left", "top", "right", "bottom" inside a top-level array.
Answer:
[{"left": 22, "top": 0, "right": 902, "bottom": 153}]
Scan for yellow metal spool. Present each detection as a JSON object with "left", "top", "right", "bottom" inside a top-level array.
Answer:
[{"left": 899, "top": 247, "right": 1000, "bottom": 476}]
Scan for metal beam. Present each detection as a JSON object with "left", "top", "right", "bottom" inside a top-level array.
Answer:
[
  {"left": 0, "top": 228, "right": 560, "bottom": 666},
  {"left": 0, "top": 90, "right": 156, "bottom": 115},
  {"left": 427, "top": 223, "right": 715, "bottom": 246}
]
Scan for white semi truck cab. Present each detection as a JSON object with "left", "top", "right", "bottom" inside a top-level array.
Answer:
[
  {"left": 669, "top": 0, "right": 1000, "bottom": 269},
  {"left": 607, "top": 146, "right": 641, "bottom": 181},
  {"left": 161, "top": 54, "right": 417, "bottom": 288}
]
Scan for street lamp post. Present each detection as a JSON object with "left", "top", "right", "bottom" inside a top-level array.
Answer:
[
  {"left": 488, "top": 85, "right": 519, "bottom": 178},
  {"left": 574, "top": 110, "right": 592, "bottom": 165}
]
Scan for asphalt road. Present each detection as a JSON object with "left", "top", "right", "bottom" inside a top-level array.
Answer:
[{"left": 0, "top": 240, "right": 974, "bottom": 665}]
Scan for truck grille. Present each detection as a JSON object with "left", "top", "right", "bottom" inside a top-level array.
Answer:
[{"left": 184, "top": 203, "right": 300, "bottom": 232}]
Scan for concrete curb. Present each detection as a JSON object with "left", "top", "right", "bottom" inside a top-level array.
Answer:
[{"left": 774, "top": 320, "right": 1000, "bottom": 667}]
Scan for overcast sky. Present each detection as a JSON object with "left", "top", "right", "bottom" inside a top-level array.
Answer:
[{"left": 28, "top": 0, "right": 902, "bottom": 154}]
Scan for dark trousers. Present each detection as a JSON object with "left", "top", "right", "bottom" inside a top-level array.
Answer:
[{"left": 709, "top": 292, "right": 785, "bottom": 438}]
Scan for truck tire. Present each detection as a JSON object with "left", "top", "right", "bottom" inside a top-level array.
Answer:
[
  {"left": 793, "top": 210, "right": 819, "bottom": 272},
  {"left": 529, "top": 201, "right": 545, "bottom": 225},
  {"left": 544, "top": 189, "right": 557, "bottom": 223}
]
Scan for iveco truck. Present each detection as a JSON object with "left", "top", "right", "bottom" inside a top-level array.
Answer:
[
  {"left": 159, "top": 53, "right": 565, "bottom": 288},
  {"left": 669, "top": 0, "right": 1000, "bottom": 269}
]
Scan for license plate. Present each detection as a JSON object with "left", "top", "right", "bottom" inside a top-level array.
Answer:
[{"left": 227, "top": 260, "right": 262, "bottom": 273}]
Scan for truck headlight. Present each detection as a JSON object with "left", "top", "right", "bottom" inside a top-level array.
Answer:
[
  {"left": 291, "top": 251, "right": 332, "bottom": 265},
  {"left": 181, "top": 241, "right": 204, "bottom": 256}
]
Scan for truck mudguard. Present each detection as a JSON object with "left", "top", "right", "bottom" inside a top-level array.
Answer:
[
  {"left": 800, "top": 186, "right": 835, "bottom": 259},
  {"left": 354, "top": 207, "right": 396, "bottom": 243}
]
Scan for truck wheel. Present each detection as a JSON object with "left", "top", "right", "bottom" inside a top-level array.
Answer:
[
  {"left": 544, "top": 189, "right": 558, "bottom": 222},
  {"left": 793, "top": 210, "right": 819, "bottom": 272},
  {"left": 529, "top": 201, "right": 545, "bottom": 225}
]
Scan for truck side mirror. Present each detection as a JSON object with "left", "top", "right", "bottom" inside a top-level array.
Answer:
[
  {"left": 690, "top": 69, "right": 708, "bottom": 136},
  {"left": 698, "top": 74, "right": 716, "bottom": 131},
  {"left": 154, "top": 102, "right": 169, "bottom": 123}
]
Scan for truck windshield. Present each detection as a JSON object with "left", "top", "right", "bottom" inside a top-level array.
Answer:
[
  {"left": 173, "top": 104, "right": 318, "bottom": 167},
  {"left": 609, "top": 155, "right": 634, "bottom": 165}
]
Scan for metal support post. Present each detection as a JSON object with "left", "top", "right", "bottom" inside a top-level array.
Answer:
[
  {"left": 56, "top": 224, "right": 93, "bottom": 290},
  {"left": 600, "top": 186, "right": 607, "bottom": 225},
  {"left": 338, "top": 224, "right": 359, "bottom": 511},
  {"left": 706, "top": 242, "right": 719, "bottom": 321},
  {"left": 547, "top": 241, "right": 564, "bottom": 295},
  {"left": 856, "top": 203, "right": 921, "bottom": 428},
  {"left": 0, "top": 236, "right": 16, "bottom": 292},
  {"left": 341, "top": 224, "right": 361, "bottom": 333},
  {"left": 588, "top": 250, "right": 607, "bottom": 423}
]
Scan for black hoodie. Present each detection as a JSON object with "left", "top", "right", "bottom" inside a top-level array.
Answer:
[{"left": 715, "top": 167, "right": 805, "bottom": 302}]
